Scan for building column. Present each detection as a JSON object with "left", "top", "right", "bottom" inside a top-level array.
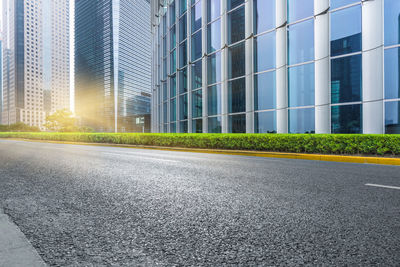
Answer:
[
  {"left": 245, "top": 0, "right": 254, "bottom": 133},
  {"left": 276, "top": 0, "right": 288, "bottom": 133},
  {"left": 362, "top": 0, "right": 384, "bottom": 134},
  {"left": 221, "top": 0, "right": 228, "bottom": 133},
  {"left": 201, "top": 0, "right": 208, "bottom": 132},
  {"left": 314, "top": 0, "right": 330, "bottom": 134}
]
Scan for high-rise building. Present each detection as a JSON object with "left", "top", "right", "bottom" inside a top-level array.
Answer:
[
  {"left": 75, "top": 0, "right": 152, "bottom": 133},
  {"left": 150, "top": 0, "right": 400, "bottom": 134},
  {"left": 1, "top": 0, "right": 70, "bottom": 128}
]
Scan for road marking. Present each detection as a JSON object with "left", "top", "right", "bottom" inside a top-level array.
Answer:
[
  {"left": 365, "top": 183, "right": 400, "bottom": 190},
  {"left": 102, "top": 152, "right": 180, "bottom": 163}
]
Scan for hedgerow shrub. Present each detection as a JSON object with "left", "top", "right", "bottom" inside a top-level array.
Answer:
[{"left": 0, "top": 132, "right": 400, "bottom": 156}]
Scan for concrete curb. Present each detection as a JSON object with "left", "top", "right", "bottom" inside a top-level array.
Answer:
[{"left": 1, "top": 138, "right": 400, "bottom": 166}]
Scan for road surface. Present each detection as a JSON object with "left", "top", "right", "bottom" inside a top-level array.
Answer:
[{"left": 0, "top": 139, "right": 399, "bottom": 266}]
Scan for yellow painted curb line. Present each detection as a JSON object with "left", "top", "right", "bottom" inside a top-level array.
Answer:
[{"left": 1, "top": 138, "right": 400, "bottom": 166}]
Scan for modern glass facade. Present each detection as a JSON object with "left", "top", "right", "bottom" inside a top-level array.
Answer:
[
  {"left": 151, "top": 0, "right": 400, "bottom": 134},
  {"left": 75, "top": 0, "right": 151, "bottom": 132}
]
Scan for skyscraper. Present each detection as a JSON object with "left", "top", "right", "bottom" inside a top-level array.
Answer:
[
  {"left": 75, "top": 0, "right": 152, "bottom": 133},
  {"left": 1, "top": 0, "right": 70, "bottom": 128}
]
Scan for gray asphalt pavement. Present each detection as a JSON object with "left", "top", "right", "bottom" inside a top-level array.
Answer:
[{"left": 0, "top": 139, "right": 399, "bottom": 266}]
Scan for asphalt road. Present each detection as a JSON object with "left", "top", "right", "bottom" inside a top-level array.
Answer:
[{"left": 0, "top": 139, "right": 399, "bottom": 266}]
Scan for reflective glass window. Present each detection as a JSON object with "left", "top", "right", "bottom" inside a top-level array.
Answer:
[
  {"left": 163, "top": 15, "right": 167, "bottom": 35},
  {"left": 162, "top": 58, "right": 167, "bottom": 79},
  {"left": 385, "top": 101, "right": 400, "bottom": 134},
  {"left": 170, "top": 98, "right": 177, "bottom": 121},
  {"left": 208, "top": 84, "right": 222, "bottom": 115},
  {"left": 255, "top": 111, "right": 276, "bottom": 133},
  {"left": 180, "top": 120, "right": 188, "bottom": 133},
  {"left": 179, "top": 41, "right": 187, "bottom": 68},
  {"left": 162, "top": 82, "right": 168, "bottom": 101},
  {"left": 208, "top": 117, "right": 222, "bottom": 133},
  {"left": 229, "top": 114, "right": 246, "bottom": 133},
  {"left": 254, "top": 71, "right": 276, "bottom": 111},
  {"left": 254, "top": 31, "right": 276, "bottom": 72},
  {"left": 170, "top": 75, "right": 177, "bottom": 97},
  {"left": 385, "top": 0, "right": 400, "bottom": 46},
  {"left": 191, "top": 60, "right": 202, "bottom": 89},
  {"left": 191, "top": 1, "right": 202, "bottom": 33},
  {"left": 288, "top": 19, "right": 314, "bottom": 65},
  {"left": 227, "top": 0, "right": 244, "bottom": 10},
  {"left": 228, "top": 78, "right": 246, "bottom": 113},
  {"left": 192, "top": 89, "right": 203, "bottom": 118},
  {"left": 288, "top": 63, "right": 315, "bottom": 107},
  {"left": 179, "top": 68, "right": 188, "bottom": 94},
  {"left": 330, "top": 5, "right": 362, "bottom": 57},
  {"left": 228, "top": 6, "right": 245, "bottom": 44},
  {"left": 208, "top": 0, "right": 221, "bottom": 22},
  {"left": 385, "top": 47, "right": 400, "bottom": 99},
  {"left": 331, "top": 104, "right": 362, "bottom": 134},
  {"left": 170, "top": 122, "right": 177, "bottom": 133},
  {"left": 162, "top": 37, "right": 167, "bottom": 57},
  {"left": 207, "top": 52, "right": 222, "bottom": 85},
  {"left": 170, "top": 1, "right": 176, "bottom": 25},
  {"left": 288, "top": 0, "right": 313, "bottom": 22},
  {"left": 170, "top": 49, "right": 176, "bottom": 73},
  {"left": 192, "top": 118, "right": 203, "bottom": 133},
  {"left": 163, "top": 124, "right": 168, "bottom": 133},
  {"left": 179, "top": 14, "right": 187, "bottom": 42},
  {"left": 331, "top": 54, "right": 362, "bottom": 104},
  {"left": 228, "top": 42, "right": 245, "bottom": 79},
  {"left": 254, "top": 0, "right": 275, "bottom": 34},
  {"left": 331, "top": 0, "right": 360, "bottom": 10},
  {"left": 207, "top": 19, "right": 221, "bottom": 53},
  {"left": 180, "top": 0, "right": 187, "bottom": 15},
  {"left": 163, "top": 103, "right": 168, "bottom": 123},
  {"left": 289, "top": 108, "right": 315, "bottom": 134},
  {"left": 191, "top": 30, "right": 202, "bottom": 61},
  {"left": 179, "top": 94, "right": 188, "bottom": 120},
  {"left": 170, "top": 25, "right": 176, "bottom": 49}
]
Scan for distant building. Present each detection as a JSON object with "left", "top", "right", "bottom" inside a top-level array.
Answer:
[
  {"left": 75, "top": 0, "right": 152, "bottom": 133},
  {"left": 1, "top": 0, "right": 70, "bottom": 128}
]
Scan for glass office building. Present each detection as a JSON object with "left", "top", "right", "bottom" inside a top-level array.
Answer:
[
  {"left": 75, "top": 0, "right": 152, "bottom": 132},
  {"left": 150, "top": 0, "right": 400, "bottom": 134}
]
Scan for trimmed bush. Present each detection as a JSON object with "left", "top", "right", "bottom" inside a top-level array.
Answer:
[{"left": 0, "top": 132, "right": 400, "bottom": 156}]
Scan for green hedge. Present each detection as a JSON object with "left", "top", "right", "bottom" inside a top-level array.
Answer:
[{"left": 0, "top": 132, "right": 400, "bottom": 156}]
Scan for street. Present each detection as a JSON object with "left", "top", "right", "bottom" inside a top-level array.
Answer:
[{"left": 0, "top": 139, "right": 399, "bottom": 266}]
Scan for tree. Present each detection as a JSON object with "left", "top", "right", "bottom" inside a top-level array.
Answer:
[{"left": 44, "top": 109, "right": 78, "bottom": 132}]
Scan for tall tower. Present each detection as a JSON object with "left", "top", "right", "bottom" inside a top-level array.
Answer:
[
  {"left": 1, "top": 0, "right": 70, "bottom": 128},
  {"left": 75, "top": 0, "right": 152, "bottom": 133}
]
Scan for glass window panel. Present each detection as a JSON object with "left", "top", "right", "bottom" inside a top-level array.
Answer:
[
  {"left": 179, "top": 14, "right": 187, "bottom": 42},
  {"left": 170, "top": 98, "right": 177, "bottom": 122},
  {"left": 287, "top": 0, "right": 313, "bottom": 22},
  {"left": 254, "top": 31, "right": 276, "bottom": 72},
  {"left": 192, "top": 89, "right": 203, "bottom": 118},
  {"left": 163, "top": 124, "right": 168, "bottom": 133},
  {"left": 163, "top": 58, "right": 167, "bottom": 79},
  {"left": 331, "top": 104, "right": 362, "bottom": 134},
  {"left": 207, "top": 19, "right": 221, "bottom": 53},
  {"left": 163, "top": 82, "right": 168, "bottom": 101},
  {"left": 254, "top": 0, "right": 275, "bottom": 34},
  {"left": 208, "top": 84, "right": 222, "bottom": 116},
  {"left": 191, "top": 1, "right": 202, "bottom": 33},
  {"left": 254, "top": 71, "right": 276, "bottom": 110},
  {"left": 255, "top": 111, "right": 276, "bottom": 133},
  {"left": 179, "top": 94, "right": 188, "bottom": 120},
  {"left": 331, "top": 0, "right": 360, "bottom": 10},
  {"left": 385, "top": 0, "right": 400, "bottom": 46},
  {"left": 228, "top": 6, "right": 245, "bottom": 44},
  {"left": 191, "top": 60, "right": 202, "bottom": 89},
  {"left": 227, "top": 0, "right": 244, "bottom": 10},
  {"left": 191, "top": 30, "right": 202, "bottom": 61},
  {"left": 385, "top": 101, "right": 400, "bottom": 134},
  {"left": 170, "top": 122, "right": 177, "bottom": 133},
  {"left": 208, "top": 117, "right": 222, "bottom": 133},
  {"left": 288, "top": 63, "right": 315, "bottom": 107},
  {"left": 179, "top": 67, "right": 188, "bottom": 94},
  {"left": 170, "top": 49, "right": 176, "bottom": 73},
  {"left": 331, "top": 54, "right": 362, "bottom": 104},
  {"left": 162, "top": 37, "right": 167, "bottom": 57},
  {"left": 170, "top": 1, "right": 176, "bottom": 25},
  {"left": 180, "top": 0, "right": 187, "bottom": 15},
  {"left": 385, "top": 47, "right": 400, "bottom": 99},
  {"left": 192, "top": 118, "right": 203, "bottom": 133},
  {"left": 207, "top": 0, "right": 221, "bottom": 22},
  {"left": 179, "top": 41, "right": 187, "bottom": 68},
  {"left": 228, "top": 78, "right": 246, "bottom": 113},
  {"left": 207, "top": 52, "right": 222, "bottom": 85},
  {"left": 289, "top": 108, "right": 315, "bottom": 134},
  {"left": 163, "top": 15, "right": 167, "bottom": 35},
  {"left": 180, "top": 120, "right": 188, "bottom": 133},
  {"left": 288, "top": 19, "right": 314, "bottom": 65},
  {"left": 170, "top": 75, "right": 177, "bottom": 97},
  {"left": 228, "top": 42, "right": 245, "bottom": 79},
  {"left": 163, "top": 103, "right": 168, "bottom": 123},
  {"left": 170, "top": 25, "right": 176, "bottom": 49},
  {"left": 229, "top": 114, "right": 246, "bottom": 133},
  {"left": 330, "top": 5, "right": 362, "bottom": 57}
]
